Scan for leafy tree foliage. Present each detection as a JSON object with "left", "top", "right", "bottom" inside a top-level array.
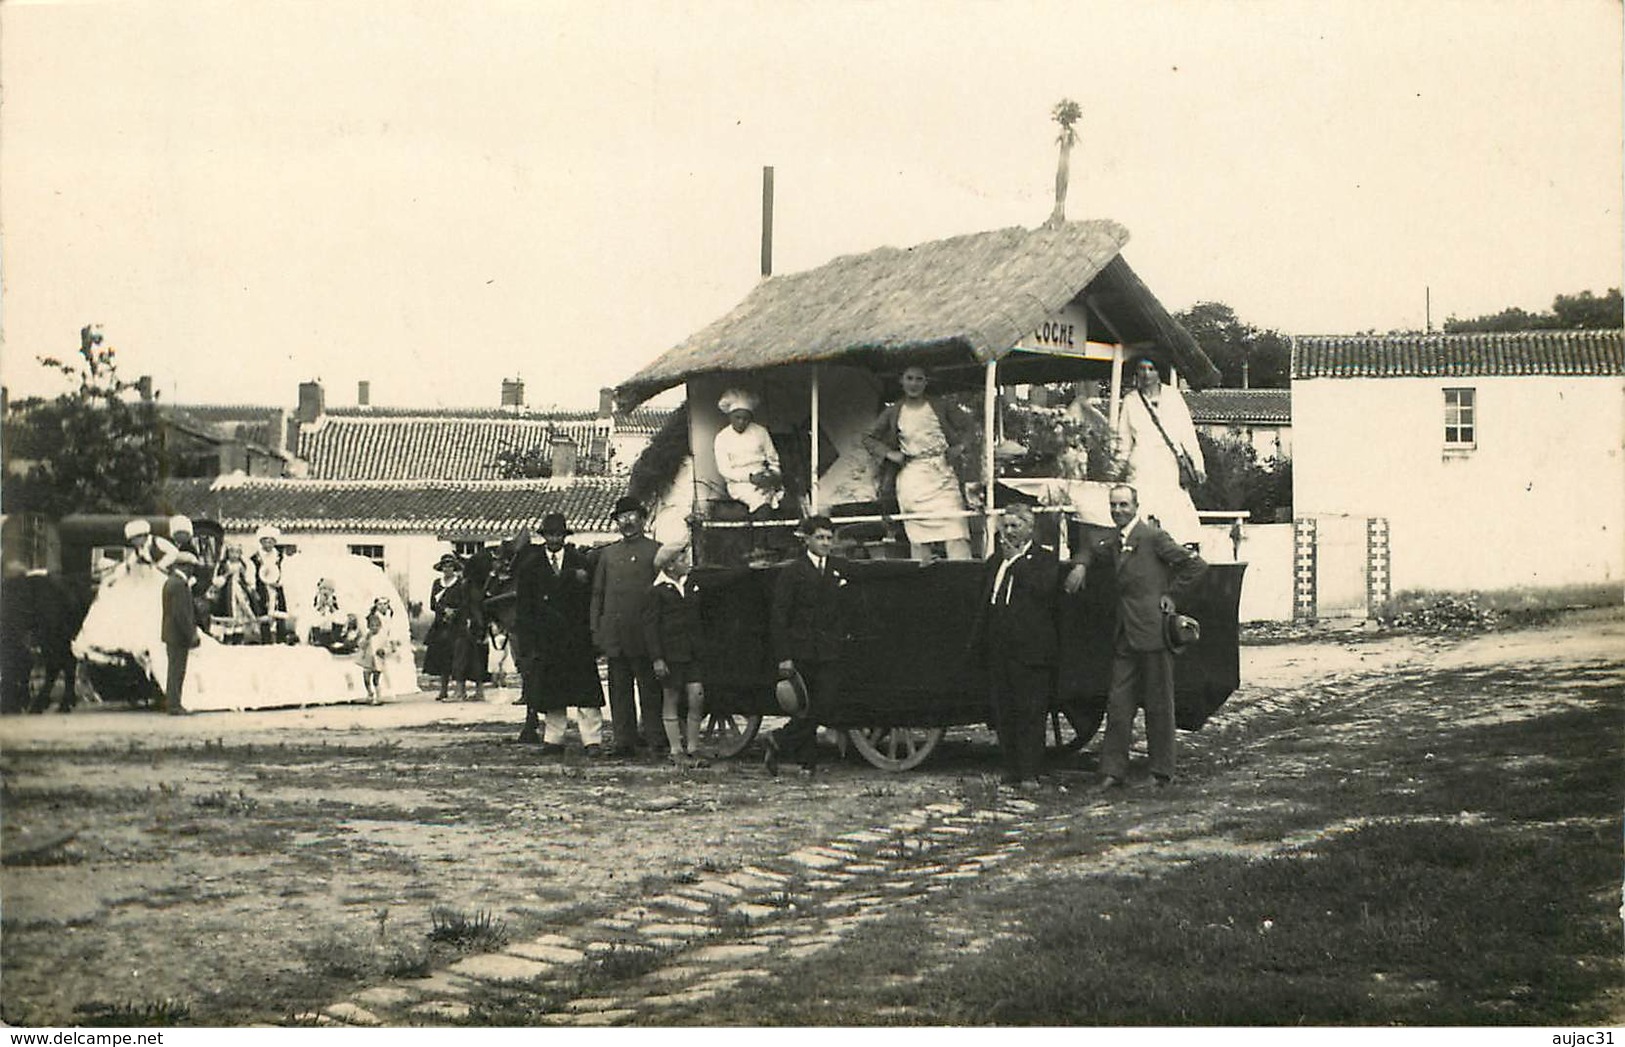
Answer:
[
  {"left": 1443, "top": 288, "right": 1622, "bottom": 333},
  {"left": 2, "top": 327, "right": 162, "bottom": 518},
  {"left": 490, "top": 446, "right": 553, "bottom": 479},
  {"left": 1173, "top": 302, "right": 1290, "bottom": 389},
  {"left": 1189, "top": 431, "right": 1293, "bottom": 522}
]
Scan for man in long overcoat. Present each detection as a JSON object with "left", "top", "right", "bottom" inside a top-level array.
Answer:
[
  {"left": 514, "top": 513, "right": 604, "bottom": 754},
  {"left": 971, "top": 503, "right": 1061, "bottom": 788},
  {"left": 590, "top": 496, "right": 662, "bottom": 757}
]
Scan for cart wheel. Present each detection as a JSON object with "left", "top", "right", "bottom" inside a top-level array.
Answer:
[
  {"left": 699, "top": 713, "right": 762, "bottom": 759},
  {"left": 846, "top": 725, "right": 945, "bottom": 772},
  {"left": 1050, "top": 700, "right": 1104, "bottom": 752}
]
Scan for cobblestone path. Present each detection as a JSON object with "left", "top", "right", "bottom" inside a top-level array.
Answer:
[{"left": 294, "top": 795, "right": 1040, "bottom": 1026}]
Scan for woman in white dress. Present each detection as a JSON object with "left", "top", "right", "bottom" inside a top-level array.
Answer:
[
  {"left": 1113, "top": 356, "right": 1207, "bottom": 545},
  {"left": 712, "top": 389, "right": 784, "bottom": 516},
  {"left": 862, "top": 365, "right": 973, "bottom": 561}
]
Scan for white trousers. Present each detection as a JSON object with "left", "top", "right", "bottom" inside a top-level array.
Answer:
[{"left": 544, "top": 707, "right": 604, "bottom": 746}]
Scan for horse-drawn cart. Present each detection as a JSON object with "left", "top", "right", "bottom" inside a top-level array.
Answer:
[{"left": 616, "top": 220, "right": 1246, "bottom": 770}]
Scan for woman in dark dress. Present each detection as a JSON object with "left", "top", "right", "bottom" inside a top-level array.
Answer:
[{"left": 423, "top": 554, "right": 485, "bottom": 701}]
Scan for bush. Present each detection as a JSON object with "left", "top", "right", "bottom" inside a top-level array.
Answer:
[{"left": 1190, "top": 432, "right": 1292, "bottom": 521}]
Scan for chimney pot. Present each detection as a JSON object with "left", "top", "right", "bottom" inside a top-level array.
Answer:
[
  {"left": 598, "top": 387, "right": 616, "bottom": 419},
  {"left": 296, "top": 380, "right": 325, "bottom": 424},
  {"left": 501, "top": 378, "right": 525, "bottom": 408},
  {"left": 357, "top": 380, "right": 371, "bottom": 406}
]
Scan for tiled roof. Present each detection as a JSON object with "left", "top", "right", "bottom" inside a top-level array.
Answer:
[
  {"left": 1184, "top": 389, "right": 1291, "bottom": 426},
  {"left": 616, "top": 407, "right": 673, "bottom": 435},
  {"left": 160, "top": 476, "right": 629, "bottom": 537},
  {"left": 296, "top": 415, "right": 607, "bottom": 480},
  {"left": 1292, "top": 330, "right": 1624, "bottom": 379},
  {"left": 166, "top": 404, "right": 284, "bottom": 452},
  {"left": 161, "top": 407, "right": 285, "bottom": 457}
]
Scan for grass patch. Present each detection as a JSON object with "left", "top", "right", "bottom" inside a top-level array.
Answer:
[
  {"left": 72, "top": 998, "right": 193, "bottom": 1027},
  {"left": 427, "top": 907, "right": 509, "bottom": 951}
]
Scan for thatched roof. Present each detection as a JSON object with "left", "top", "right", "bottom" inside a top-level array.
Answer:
[{"left": 617, "top": 220, "right": 1217, "bottom": 406}]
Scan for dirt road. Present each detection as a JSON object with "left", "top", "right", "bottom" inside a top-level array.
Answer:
[{"left": 2, "top": 609, "right": 1619, "bottom": 1026}]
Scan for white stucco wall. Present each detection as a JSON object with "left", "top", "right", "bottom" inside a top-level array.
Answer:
[{"left": 1294, "top": 374, "right": 1624, "bottom": 593}]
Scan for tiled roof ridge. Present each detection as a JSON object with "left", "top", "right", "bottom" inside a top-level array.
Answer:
[
  {"left": 207, "top": 475, "right": 625, "bottom": 491},
  {"left": 323, "top": 405, "right": 608, "bottom": 420},
  {"left": 1292, "top": 329, "right": 1622, "bottom": 343},
  {"left": 1292, "top": 329, "right": 1623, "bottom": 379}
]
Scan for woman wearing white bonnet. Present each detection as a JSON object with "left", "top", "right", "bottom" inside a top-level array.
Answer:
[{"left": 713, "top": 388, "right": 783, "bottom": 514}]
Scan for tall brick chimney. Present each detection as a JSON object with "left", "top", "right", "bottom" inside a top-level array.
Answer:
[
  {"left": 357, "top": 380, "right": 370, "bottom": 406},
  {"left": 550, "top": 434, "right": 577, "bottom": 478},
  {"left": 598, "top": 387, "right": 616, "bottom": 419},
  {"left": 296, "top": 380, "right": 325, "bottom": 424},
  {"left": 501, "top": 378, "right": 525, "bottom": 408}
]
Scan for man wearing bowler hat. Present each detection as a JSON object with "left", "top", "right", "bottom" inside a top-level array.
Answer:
[
  {"left": 591, "top": 495, "right": 663, "bottom": 758},
  {"left": 763, "top": 515, "right": 849, "bottom": 775},
  {"left": 1065, "top": 484, "right": 1207, "bottom": 792},
  {"left": 514, "top": 513, "right": 605, "bottom": 754}
]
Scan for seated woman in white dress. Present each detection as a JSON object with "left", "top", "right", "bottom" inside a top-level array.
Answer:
[
  {"left": 1113, "top": 356, "right": 1207, "bottom": 545},
  {"left": 712, "top": 389, "right": 784, "bottom": 517},
  {"left": 862, "top": 365, "right": 974, "bottom": 562}
]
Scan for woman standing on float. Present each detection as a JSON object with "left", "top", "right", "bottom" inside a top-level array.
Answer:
[
  {"left": 862, "top": 365, "right": 974, "bottom": 562},
  {"left": 1113, "top": 356, "right": 1206, "bottom": 546}
]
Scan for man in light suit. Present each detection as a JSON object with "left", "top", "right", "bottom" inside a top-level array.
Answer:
[
  {"left": 972, "top": 503, "right": 1060, "bottom": 788},
  {"left": 591, "top": 496, "right": 663, "bottom": 758},
  {"left": 1067, "top": 484, "right": 1207, "bottom": 791}
]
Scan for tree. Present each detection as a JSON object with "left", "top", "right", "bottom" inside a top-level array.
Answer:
[
  {"left": 490, "top": 445, "right": 553, "bottom": 479},
  {"left": 1173, "top": 302, "right": 1291, "bottom": 389},
  {"left": 1189, "top": 431, "right": 1292, "bottom": 521},
  {"left": 1046, "top": 99, "right": 1082, "bottom": 228},
  {"left": 2, "top": 326, "right": 163, "bottom": 518},
  {"left": 1443, "top": 288, "right": 1622, "bottom": 333}
]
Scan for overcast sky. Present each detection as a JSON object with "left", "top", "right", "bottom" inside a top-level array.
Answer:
[{"left": 2, "top": 0, "right": 1619, "bottom": 411}]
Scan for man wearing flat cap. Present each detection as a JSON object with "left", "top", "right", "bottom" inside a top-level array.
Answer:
[
  {"left": 514, "top": 513, "right": 604, "bottom": 754},
  {"left": 591, "top": 495, "right": 663, "bottom": 758}
]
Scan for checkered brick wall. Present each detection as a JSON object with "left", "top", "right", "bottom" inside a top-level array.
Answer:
[
  {"left": 1293, "top": 517, "right": 1317, "bottom": 620},
  {"left": 1366, "top": 516, "right": 1391, "bottom": 612}
]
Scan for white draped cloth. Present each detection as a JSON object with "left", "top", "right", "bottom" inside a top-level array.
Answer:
[
  {"left": 1114, "top": 385, "right": 1204, "bottom": 544},
  {"left": 73, "top": 555, "right": 416, "bottom": 711}
]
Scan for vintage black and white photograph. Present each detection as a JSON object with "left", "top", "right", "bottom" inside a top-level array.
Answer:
[{"left": 1, "top": 0, "right": 1620, "bottom": 1034}]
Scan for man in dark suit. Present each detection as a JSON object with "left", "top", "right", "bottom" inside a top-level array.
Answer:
[
  {"left": 161, "top": 565, "right": 201, "bottom": 715},
  {"left": 1068, "top": 483, "right": 1207, "bottom": 791},
  {"left": 972, "top": 503, "right": 1061, "bottom": 788},
  {"left": 591, "top": 496, "right": 663, "bottom": 758},
  {"left": 764, "top": 515, "right": 848, "bottom": 775},
  {"left": 22, "top": 569, "right": 79, "bottom": 713},
  {"left": 515, "top": 513, "right": 604, "bottom": 753}
]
